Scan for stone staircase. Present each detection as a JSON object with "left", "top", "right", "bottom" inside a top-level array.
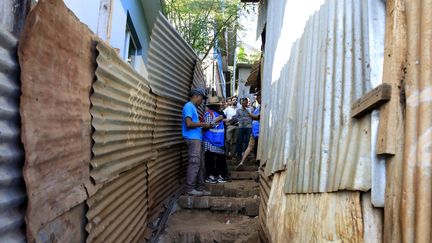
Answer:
[{"left": 158, "top": 159, "right": 261, "bottom": 243}]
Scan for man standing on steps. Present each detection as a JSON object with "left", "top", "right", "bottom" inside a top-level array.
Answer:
[
  {"left": 182, "top": 87, "right": 212, "bottom": 196},
  {"left": 223, "top": 96, "right": 239, "bottom": 159}
]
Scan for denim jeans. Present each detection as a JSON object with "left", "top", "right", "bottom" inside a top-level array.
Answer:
[
  {"left": 236, "top": 127, "right": 252, "bottom": 157},
  {"left": 185, "top": 139, "right": 205, "bottom": 191}
]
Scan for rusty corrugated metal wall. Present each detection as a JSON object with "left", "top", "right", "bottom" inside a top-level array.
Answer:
[
  {"left": 86, "top": 164, "right": 148, "bottom": 243},
  {"left": 0, "top": 26, "right": 26, "bottom": 243},
  {"left": 148, "top": 12, "right": 198, "bottom": 103},
  {"left": 400, "top": 0, "right": 432, "bottom": 242},
  {"left": 18, "top": 1, "right": 94, "bottom": 241},
  {"left": 90, "top": 42, "right": 156, "bottom": 185},
  {"left": 146, "top": 11, "right": 204, "bottom": 221},
  {"left": 87, "top": 41, "right": 156, "bottom": 242},
  {"left": 11, "top": 0, "right": 204, "bottom": 241},
  {"left": 259, "top": 0, "right": 388, "bottom": 194},
  {"left": 258, "top": 166, "right": 271, "bottom": 242},
  {"left": 192, "top": 61, "right": 207, "bottom": 117},
  {"left": 148, "top": 147, "right": 182, "bottom": 220}
]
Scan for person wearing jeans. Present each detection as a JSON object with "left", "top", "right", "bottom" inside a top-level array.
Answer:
[
  {"left": 182, "top": 87, "right": 212, "bottom": 196},
  {"left": 223, "top": 97, "right": 238, "bottom": 158},
  {"left": 236, "top": 92, "right": 261, "bottom": 170},
  {"left": 235, "top": 98, "right": 252, "bottom": 158}
]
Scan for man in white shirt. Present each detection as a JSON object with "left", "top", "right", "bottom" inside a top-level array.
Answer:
[{"left": 223, "top": 97, "right": 239, "bottom": 158}]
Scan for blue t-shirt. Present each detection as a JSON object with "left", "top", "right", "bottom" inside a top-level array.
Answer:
[
  {"left": 252, "top": 106, "right": 260, "bottom": 138},
  {"left": 182, "top": 101, "right": 202, "bottom": 140}
]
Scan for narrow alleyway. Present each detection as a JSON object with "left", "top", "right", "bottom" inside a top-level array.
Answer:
[{"left": 159, "top": 157, "right": 261, "bottom": 243}]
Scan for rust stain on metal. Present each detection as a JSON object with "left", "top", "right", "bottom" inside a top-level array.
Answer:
[
  {"left": 266, "top": 172, "right": 364, "bottom": 242},
  {"left": 400, "top": 0, "right": 432, "bottom": 242},
  {"left": 90, "top": 42, "right": 156, "bottom": 185},
  {"left": 18, "top": 0, "right": 95, "bottom": 240},
  {"left": 86, "top": 163, "right": 148, "bottom": 243}
]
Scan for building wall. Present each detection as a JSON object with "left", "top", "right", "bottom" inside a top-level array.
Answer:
[
  {"left": 237, "top": 66, "right": 252, "bottom": 99},
  {"left": 64, "top": 0, "right": 152, "bottom": 77}
]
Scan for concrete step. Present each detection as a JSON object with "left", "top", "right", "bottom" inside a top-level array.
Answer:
[
  {"left": 228, "top": 165, "right": 258, "bottom": 172},
  {"left": 159, "top": 210, "right": 260, "bottom": 243},
  {"left": 230, "top": 171, "right": 259, "bottom": 180},
  {"left": 226, "top": 158, "right": 258, "bottom": 166},
  {"left": 205, "top": 180, "right": 260, "bottom": 197},
  {"left": 178, "top": 195, "right": 259, "bottom": 216}
]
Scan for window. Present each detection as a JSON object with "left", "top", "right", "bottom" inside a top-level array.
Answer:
[{"left": 123, "top": 14, "right": 141, "bottom": 68}]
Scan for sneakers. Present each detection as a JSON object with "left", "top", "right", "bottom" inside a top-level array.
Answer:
[
  {"left": 205, "top": 175, "right": 218, "bottom": 184},
  {"left": 187, "top": 189, "right": 204, "bottom": 196},
  {"left": 217, "top": 175, "right": 226, "bottom": 183}
]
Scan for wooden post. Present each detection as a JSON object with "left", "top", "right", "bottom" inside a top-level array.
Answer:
[{"left": 376, "top": 0, "right": 406, "bottom": 157}]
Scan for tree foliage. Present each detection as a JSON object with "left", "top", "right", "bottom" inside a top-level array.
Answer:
[
  {"left": 162, "top": 0, "right": 241, "bottom": 61},
  {"left": 237, "top": 45, "right": 260, "bottom": 64}
]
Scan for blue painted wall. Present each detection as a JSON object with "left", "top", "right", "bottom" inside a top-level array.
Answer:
[{"left": 65, "top": 0, "right": 155, "bottom": 74}]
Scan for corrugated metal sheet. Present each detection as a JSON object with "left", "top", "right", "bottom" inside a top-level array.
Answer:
[
  {"left": 192, "top": 61, "right": 206, "bottom": 117},
  {"left": 266, "top": 171, "right": 363, "bottom": 242},
  {"left": 90, "top": 42, "right": 156, "bottom": 185},
  {"left": 37, "top": 203, "right": 86, "bottom": 243},
  {"left": 258, "top": 166, "right": 271, "bottom": 242},
  {"left": 367, "top": 0, "right": 386, "bottom": 207},
  {"left": 148, "top": 147, "right": 182, "bottom": 220},
  {"left": 86, "top": 163, "right": 148, "bottom": 243},
  {"left": 179, "top": 145, "right": 188, "bottom": 183},
  {"left": 153, "top": 96, "right": 183, "bottom": 149},
  {"left": 0, "top": 26, "right": 26, "bottom": 243},
  {"left": 256, "top": 0, "right": 267, "bottom": 39},
  {"left": 148, "top": 12, "right": 198, "bottom": 103},
  {"left": 401, "top": 0, "right": 432, "bottom": 242},
  {"left": 261, "top": 0, "right": 376, "bottom": 193},
  {"left": 18, "top": 1, "right": 94, "bottom": 240}
]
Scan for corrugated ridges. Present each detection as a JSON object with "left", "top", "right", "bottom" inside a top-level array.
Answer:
[
  {"left": 86, "top": 163, "right": 148, "bottom": 243},
  {"left": 258, "top": 166, "right": 271, "bottom": 242},
  {"left": 153, "top": 96, "right": 184, "bottom": 149},
  {"left": 192, "top": 61, "right": 206, "bottom": 116},
  {"left": 148, "top": 12, "right": 198, "bottom": 103},
  {"left": 148, "top": 147, "right": 182, "bottom": 220},
  {"left": 261, "top": 0, "right": 373, "bottom": 193},
  {"left": 91, "top": 42, "right": 156, "bottom": 185},
  {"left": 0, "top": 26, "right": 26, "bottom": 243}
]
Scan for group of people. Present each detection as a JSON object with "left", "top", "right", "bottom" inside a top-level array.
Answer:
[{"left": 182, "top": 87, "right": 261, "bottom": 196}]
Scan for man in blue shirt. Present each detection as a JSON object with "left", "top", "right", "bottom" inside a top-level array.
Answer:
[{"left": 182, "top": 86, "right": 212, "bottom": 196}]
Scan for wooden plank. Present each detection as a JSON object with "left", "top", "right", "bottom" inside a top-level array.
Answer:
[
  {"left": 351, "top": 83, "right": 392, "bottom": 118},
  {"left": 376, "top": 0, "right": 406, "bottom": 157}
]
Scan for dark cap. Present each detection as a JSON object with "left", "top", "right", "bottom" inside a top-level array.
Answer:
[{"left": 190, "top": 86, "right": 208, "bottom": 99}]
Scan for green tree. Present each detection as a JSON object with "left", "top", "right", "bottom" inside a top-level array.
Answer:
[
  {"left": 237, "top": 44, "right": 260, "bottom": 64},
  {"left": 162, "top": 0, "right": 242, "bottom": 61}
]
